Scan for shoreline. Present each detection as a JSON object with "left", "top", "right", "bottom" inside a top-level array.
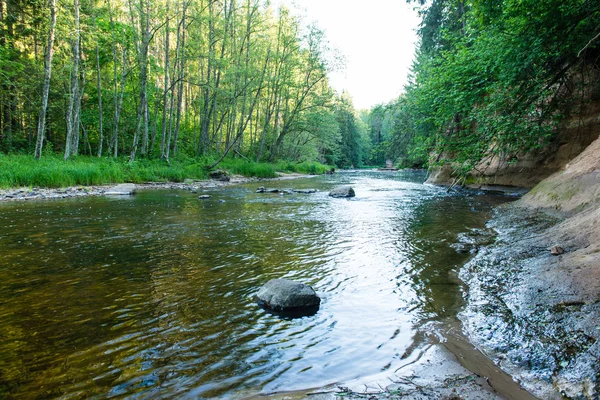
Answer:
[{"left": 0, "top": 172, "right": 316, "bottom": 203}]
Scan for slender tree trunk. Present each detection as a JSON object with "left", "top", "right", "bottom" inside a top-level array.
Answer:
[
  {"left": 111, "top": 47, "right": 127, "bottom": 158},
  {"left": 160, "top": 0, "right": 170, "bottom": 158},
  {"left": 129, "top": 0, "right": 150, "bottom": 162},
  {"left": 172, "top": 2, "right": 187, "bottom": 156},
  {"left": 73, "top": 67, "right": 85, "bottom": 155},
  {"left": 150, "top": 96, "right": 159, "bottom": 153},
  {"left": 96, "top": 43, "right": 104, "bottom": 157},
  {"left": 64, "top": 0, "right": 80, "bottom": 160},
  {"left": 199, "top": 0, "right": 215, "bottom": 155},
  {"left": 34, "top": 0, "right": 56, "bottom": 159}
]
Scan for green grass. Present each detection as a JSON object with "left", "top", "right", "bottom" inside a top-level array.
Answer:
[
  {"left": 0, "top": 154, "right": 332, "bottom": 189},
  {"left": 273, "top": 160, "right": 332, "bottom": 175},
  {"left": 218, "top": 158, "right": 278, "bottom": 178}
]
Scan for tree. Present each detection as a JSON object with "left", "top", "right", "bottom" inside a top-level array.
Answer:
[{"left": 34, "top": 0, "right": 57, "bottom": 159}]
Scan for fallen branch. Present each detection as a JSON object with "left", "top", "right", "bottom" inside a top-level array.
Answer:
[{"left": 578, "top": 31, "right": 600, "bottom": 57}]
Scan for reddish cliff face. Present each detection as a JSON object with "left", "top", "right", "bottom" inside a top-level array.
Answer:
[
  {"left": 468, "top": 100, "right": 600, "bottom": 188},
  {"left": 427, "top": 69, "right": 600, "bottom": 189}
]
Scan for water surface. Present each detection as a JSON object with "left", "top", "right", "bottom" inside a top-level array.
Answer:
[{"left": 0, "top": 171, "right": 512, "bottom": 398}]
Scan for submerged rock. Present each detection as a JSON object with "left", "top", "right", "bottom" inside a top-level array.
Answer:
[
  {"left": 256, "top": 186, "right": 280, "bottom": 193},
  {"left": 293, "top": 189, "right": 317, "bottom": 194},
  {"left": 256, "top": 279, "right": 320, "bottom": 315},
  {"left": 329, "top": 186, "right": 355, "bottom": 198},
  {"left": 104, "top": 183, "right": 136, "bottom": 195}
]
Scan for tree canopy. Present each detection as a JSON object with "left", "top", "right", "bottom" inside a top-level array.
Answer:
[
  {"left": 368, "top": 0, "right": 600, "bottom": 174},
  {"left": 0, "top": 0, "right": 364, "bottom": 168}
]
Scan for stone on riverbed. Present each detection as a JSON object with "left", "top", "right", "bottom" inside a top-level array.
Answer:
[
  {"left": 329, "top": 186, "right": 355, "bottom": 198},
  {"left": 256, "top": 279, "right": 320, "bottom": 316},
  {"left": 256, "top": 186, "right": 280, "bottom": 193},
  {"left": 104, "top": 183, "right": 136, "bottom": 196},
  {"left": 293, "top": 189, "right": 317, "bottom": 194}
]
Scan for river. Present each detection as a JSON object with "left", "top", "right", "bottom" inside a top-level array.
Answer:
[{"left": 0, "top": 170, "right": 516, "bottom": 398}]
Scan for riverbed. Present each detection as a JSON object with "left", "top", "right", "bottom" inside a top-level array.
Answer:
[{"left": 0, "top": 170, "right": 525, "bottom": 398}]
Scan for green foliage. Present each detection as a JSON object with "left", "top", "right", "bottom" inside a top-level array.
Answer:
[
  {"left": 0, "top": 155, "right": 210, "bottom": 188},
  {"left": 375, "top": 0, "right": 600, "bottom": 176},
  {"left": 274, "top": 160, "right": 332, "bottom": 175},
  {"left": 218, "top": 159, "right": 279, "bottom": 178},
  {"left": 335, "top": 93, "right": 362, "bottom": 168},
  {"left": 0, "top": 153, "right": 333, "bottom": 188},
  {"left": 1, "top": 0, "right": 360, "bottom": 169}
]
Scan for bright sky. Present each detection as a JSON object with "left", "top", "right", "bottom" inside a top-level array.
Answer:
[{"left": 274, "top": 0, "right": 421, "bottom": 110}]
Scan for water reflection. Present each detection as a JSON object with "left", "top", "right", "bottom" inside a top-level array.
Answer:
[{"left": 0, "top": 171, "right": 512, "bottom": 398}]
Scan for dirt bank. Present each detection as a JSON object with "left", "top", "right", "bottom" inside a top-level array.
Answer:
[{"left": 460, "top": 136, "right": 600, "bottom": 399}]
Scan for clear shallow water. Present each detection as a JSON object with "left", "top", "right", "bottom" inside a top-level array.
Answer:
[{"left": 0, "top": 171, "right": 512, "bottom": 399}]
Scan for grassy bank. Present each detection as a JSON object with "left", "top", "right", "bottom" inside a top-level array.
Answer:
[{"left": 0, "top": 154, "right": 332, "bottom": 189}]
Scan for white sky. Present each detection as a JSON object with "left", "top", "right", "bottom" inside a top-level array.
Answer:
[{"left": 274, "top": 0, "right": 421, "bottom": 110}]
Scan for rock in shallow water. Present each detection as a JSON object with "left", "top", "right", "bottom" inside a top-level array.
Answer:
[
  {"left": 329, "top": 186, "right": 355, "bottom": 198},
  {"left": 256, "top": 279, "right": 320, "bottom": 315},
  {"left": 104, "top": 183, "right": 136, "bottom": 195}
]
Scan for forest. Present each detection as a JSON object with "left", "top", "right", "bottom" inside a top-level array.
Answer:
[
  {"left": 364, "top": 0, "right": 600, "bottom": 177},
  {"left": 0, "top": 0, "right": 368, "bottom": 186},
  {"left": 2, "top": 0, "right": 600, "bottom": 186}
]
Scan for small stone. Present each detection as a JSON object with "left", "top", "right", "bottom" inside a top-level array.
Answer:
[
  {"left": 105, "top": 183, "right": 136, "bottom": 196},
  {"left": 293, "top": 189, "right": 317, "bottom": 194},
  {"left": 329, "top": 186, "right": 355, "bottom": 198},
  {"left": 551, "top": 246, "right": 565, "bottom": 256},
  {"left": 198, "top": 195, "right": 211, "bottom": 199}
]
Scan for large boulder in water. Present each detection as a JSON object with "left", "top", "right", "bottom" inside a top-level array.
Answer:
[
  {"left": 256, "top": 279, "right": 320, "bottom": 314},
  {"left": 329, "top": 186, "right": 355, "bottom": 198}
]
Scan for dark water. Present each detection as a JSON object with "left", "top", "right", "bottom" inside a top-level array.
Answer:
[{"left": 0, "top": 171, "right": 513, "bottom": 399}]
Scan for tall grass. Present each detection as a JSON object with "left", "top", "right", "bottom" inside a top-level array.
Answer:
[
  {"left": 219, "top": 159, "right": 278, "bottom": 178},
  {"left": 0, "top": 154, "right": 332, "bottom": 189},
  {"left": 221, "top": 159, "right": 332, "bottom": 178},
  {"left": 275, "top": 161, "right": 332, "bottom": 175}
]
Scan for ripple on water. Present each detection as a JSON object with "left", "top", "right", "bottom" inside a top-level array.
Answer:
[{"left": 0, "top": 171, "right": 514, "bottom": 398}]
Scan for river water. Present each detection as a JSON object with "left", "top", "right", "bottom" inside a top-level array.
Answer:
[{"left": 0, "top": 171, "right": 514, "bottom": 399}]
